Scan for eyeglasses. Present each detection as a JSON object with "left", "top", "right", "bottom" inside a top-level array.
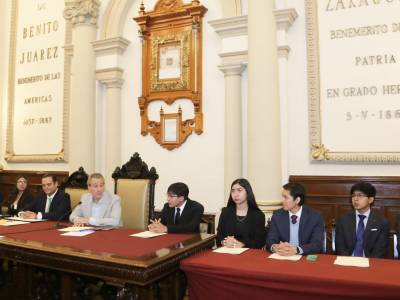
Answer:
[
  {"left": 167, "top": 194, "right": 179, "bottom": 198},
  {"left": 351, "top": 193, "right": 368, "bottom": 198}
]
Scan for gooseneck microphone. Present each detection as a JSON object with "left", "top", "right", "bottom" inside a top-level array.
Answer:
[{"left": 53, "top": 201, "right": 82, "bottom": 229}]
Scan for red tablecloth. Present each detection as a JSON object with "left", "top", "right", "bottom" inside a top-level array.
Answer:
[
  {"left": 1, "top": 222, "right": 194, "bottom": 258},
  {"left": 180, "top": 249, "right": 400, "bottom": 300}
]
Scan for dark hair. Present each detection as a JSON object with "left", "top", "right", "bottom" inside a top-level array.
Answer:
[
  {"left": 16, "top": 175, "right": 28, "bottom": 184},
  {"left": 167, "top": 182, "right": 189, "bottom": 200},
  {"left": 350, "top": 182, "right": 376, "bottom": 198},
  {"left": 227, "top": 178, "right": 261, "bottom": 211},
  {"left": 283, "top": 182, "right": 306, "bottom": 206},
  {"left": 42, "top": 174, "right": 58, "bottom": 183}
]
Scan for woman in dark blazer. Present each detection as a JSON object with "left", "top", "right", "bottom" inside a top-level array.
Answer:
[
  {"left": 6, "top": 176, "right": 34, "bottom": 216},
  {"left": 217, "top": 178, "right": 266, "bottom": 249}
]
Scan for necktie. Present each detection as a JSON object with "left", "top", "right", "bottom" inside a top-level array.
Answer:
[
  {"left": 174, "top": 207, "right": 181, "bottom": 224},
  {"left": 291, "top": 215, "right": 298, "bottom": 224},
  {"left": 45, "top": 197, "right": 52, "bottom": 213},
  {"left": 354, "top": 214, "right": 366, "bottom": 257}
]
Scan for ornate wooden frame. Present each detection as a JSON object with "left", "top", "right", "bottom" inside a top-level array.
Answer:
[{"left": 134, "top": 0, "right": 207, "bottom": 150}]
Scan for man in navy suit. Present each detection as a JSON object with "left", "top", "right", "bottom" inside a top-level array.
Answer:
[
  {"left": 335, "top": 182, "right": 389, "bottom": 258},
  {"left": 266, "top": 183, "right": 324, "bottom": 256},
  {"left": 19, "top": 174, "right": 70, "bottom": 221},
  {"left": 148, "top": 182, "right": 204, "bottom": 233}
]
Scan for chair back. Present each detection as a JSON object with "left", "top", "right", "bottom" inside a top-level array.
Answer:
[
  {"left": 113, "top": 153, "right": 158, "bottom": 229},
  {"left": 61, "top": 167, "right": 89, "bottom": 208}
]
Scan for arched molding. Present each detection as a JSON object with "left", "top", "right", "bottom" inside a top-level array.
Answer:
[
  {"left": 100, "top": 0, "right": 134, "bottom": 39},
  {"left": 100, "top": 0, "right": 241, "bottom": 40}
]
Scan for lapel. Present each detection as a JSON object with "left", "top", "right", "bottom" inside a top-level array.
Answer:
[
  {"left": 169, "top": 206, "right": 176, "bottom": 224},
  {"left": 281, "top": 210, "right": 290, "bottom": 242},
  {"left": 298, "top": 206, "right": 308, "bottom": 243},
  {"left": 364, "top": 212, "right": 376, "bottom": 246},
  {"left": 49, "top": 190, "right": 59, "bottom": 211},
  {"left": 349, "top": 212, "right": 357, "bottom": 248}
]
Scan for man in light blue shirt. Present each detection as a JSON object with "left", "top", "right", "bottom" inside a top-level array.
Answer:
[{"left": 69, "top": 173, "right": 122, "bottom": 227}]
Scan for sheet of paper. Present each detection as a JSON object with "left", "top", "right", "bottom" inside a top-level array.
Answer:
[
  {"left": 213, "top": 247, "right": 250, "bottom": 255},
  {"left": 268, "top": 253, "right": 302, "bottom": 261},
  {"left": 0, "top": 220, "right": 30, "bottom": 226},
  {"left": 61, "top": 230, "right": 95, "bottom": 237},
  {"left": 58, "top": 226, "right": 94, "bottom": 232},
  {"left": 334, "top": 256, "right": 369, "bottom": 268},
  {"left": 130, "top": 231, "right": 167, "bottom": 238},
  {"left": 7, "top": 216, "right": 46, "bottom": 222}
]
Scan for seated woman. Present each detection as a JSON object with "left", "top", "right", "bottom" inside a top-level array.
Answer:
[
  {"left": 6, "top": 176, "right": 34, "bottom": 216},
  {"left": 217, "top": 178, "right": 266, "bottom": 249}
]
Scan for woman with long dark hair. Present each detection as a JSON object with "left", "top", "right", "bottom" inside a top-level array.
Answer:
[
  {"left": 6, "top": 176, "right": 34, "bottom": 216},
  {"left": 216, "top": 178, "right": 266, "bottom": 249}
]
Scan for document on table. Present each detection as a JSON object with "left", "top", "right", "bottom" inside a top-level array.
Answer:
[
  {"left": 7, "top": 216, "right": 46, "bottom": 222},
  {"left": 58, "top": 226, "right": 94, "bottom": 232},
  {"left": 0, "top": 219, "right": 29, "bottom": 226},
  {"left": 268, "top": 253, "right": 302, "bottom": 261},
  {"left": 334, "top": 256, "right": 369, "bottom": 268},
  {"left": 213, "top": 247, "right": 250, "bottom": 255},
  {"left": 61, "top": 230, "right": 95, "bottom": 237},
  {"left": 130, "top": 231, "right": 167, "bottom": 238}
]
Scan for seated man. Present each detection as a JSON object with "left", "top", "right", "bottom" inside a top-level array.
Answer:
[
  {"left": 148, "top": 182, "right": 204, "bottom": 233},
  {"left": 266, "top": 183, "right": 324, "bottom": 256},
  {"left": 20, "top": 174, "right": 71, "bottom": 221},
  {"left": 335, "top": 182, "right": 389, "bottom": 258},
  {"left": 69, "top": 173, "right": 121, "bottom": 227}
]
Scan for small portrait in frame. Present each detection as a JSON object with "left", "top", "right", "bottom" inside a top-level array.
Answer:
[
  {"left": 159, "top": 42, "right": 181, "bottom": 80},
  {"left": 162, "top": 115, "right": 179, "bottom": 143}
]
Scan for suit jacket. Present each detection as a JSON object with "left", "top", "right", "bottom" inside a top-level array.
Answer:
[
  {"left": 397, "top": 214, "right": 400, "bottom": 257},
  {"left": 216, "top": 206, "right": 266, "bottom": 249},
  {"left": 69, "top": 191, "right": 122, "bottom": 227},
  {"left": 266, "top": 205, "right": 325, "bottom": 255},
  {"left": 6, "top": 190, "right": 35, "bottom": 216},
  {"left": 161, "top": 199, "right": 204, "bottom": 233},
  {"left": 335, "top": 210, "right": 389, "bottom": 258},
  {"left": 25, "top": 189, "right": 71, "bottom": 221}
]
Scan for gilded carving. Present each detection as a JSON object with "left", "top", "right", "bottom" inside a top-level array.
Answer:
[
  {"left": 63, "top": 0, "right": 100, "bottom": 25},
  {"left": 134, "top": 0, "right": 207, "bottom": 150},
  {"left": 311, "top": 144, "right": 330, "bottom": 161}
]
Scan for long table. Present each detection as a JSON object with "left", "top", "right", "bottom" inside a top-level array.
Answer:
[
  {"left": 181, "top": 249, "right": 400, "bottom": 300},
  {"left": 0, "top": 221, "right": 214, "bottom": 299}
]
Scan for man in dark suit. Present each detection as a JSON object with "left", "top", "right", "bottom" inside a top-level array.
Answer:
[
  {"left": 148, "top": 182, "right": 204, "bottom": 233},
  {"left": 19, "top": 174, "right": 71, "bottom": 221},
  {"left": 335, "top": 182, "right": 389, "bottom": 258},
  {"left": 266, "top": 183, "right": 324, "bottom": 256}
]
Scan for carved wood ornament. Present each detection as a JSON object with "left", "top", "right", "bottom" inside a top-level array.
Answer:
[{"left": 134, "top": 0, "right": 207, "bottom": 150}]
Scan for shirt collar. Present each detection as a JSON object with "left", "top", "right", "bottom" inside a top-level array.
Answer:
[
  {"left": 289, "top": 205, "right": 303, "bottom": 219},
  {"left": 47, "top": 189, "right": 58, "bottom": 199},
  {"left": 356, "top": 209, "right": 370, "bottom": 218},
  {"left": 176, "top": 200, "right": 187, "bottom": 213}
]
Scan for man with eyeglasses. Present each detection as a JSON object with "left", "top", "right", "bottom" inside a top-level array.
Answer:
[
  {"left": 148, "top": 182, "right": 204, "bottom": 233},
  {"left": 335, "top": 182, "right": 389, "bottom": 258}
]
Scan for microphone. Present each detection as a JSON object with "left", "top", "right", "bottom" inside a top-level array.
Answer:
[{"left": 53, "top": 201, "right": 82, "bottom": 229}]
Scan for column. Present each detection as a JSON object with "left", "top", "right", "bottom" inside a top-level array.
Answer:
[
  {"left": 219, "top": 63, "right": 246, "bottom": 201},
  {"left": 64, "top": 0, "right": 100, "bottom": 173},
  {"left": 209, "top": 16, "right": 248, "bottom": 202},
  {"left": 93, "top": 37, "right": 130, "bottom": 190},
  {"left": 95, "top": 68, "right": 124, "bottom": 190},
  {"left": 274, "top": 5, "right": 298, "bottom": 183},
  {"left": 247, "top": 1, "right": 281, "bottom": 200}
]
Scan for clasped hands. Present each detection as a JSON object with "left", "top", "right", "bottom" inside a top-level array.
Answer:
[
  {"left": 272, "top": 241, "right": 297, "bottom": 256},
  {"left": 222, "top": 236, "right": 244, "bottom": 248},
  {"left": 148, "top": 218, "right": 167, "bottom": 233},
  {"left": 18, "top": 211, "right": 37, "bottom": 219},
  {"left": 73, "top": 217, "right": 90, "bottom": 226}
]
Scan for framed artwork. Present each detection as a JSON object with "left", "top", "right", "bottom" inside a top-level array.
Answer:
[{"left": 134, "top": 0, "right": 207, "bottom": 150}]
